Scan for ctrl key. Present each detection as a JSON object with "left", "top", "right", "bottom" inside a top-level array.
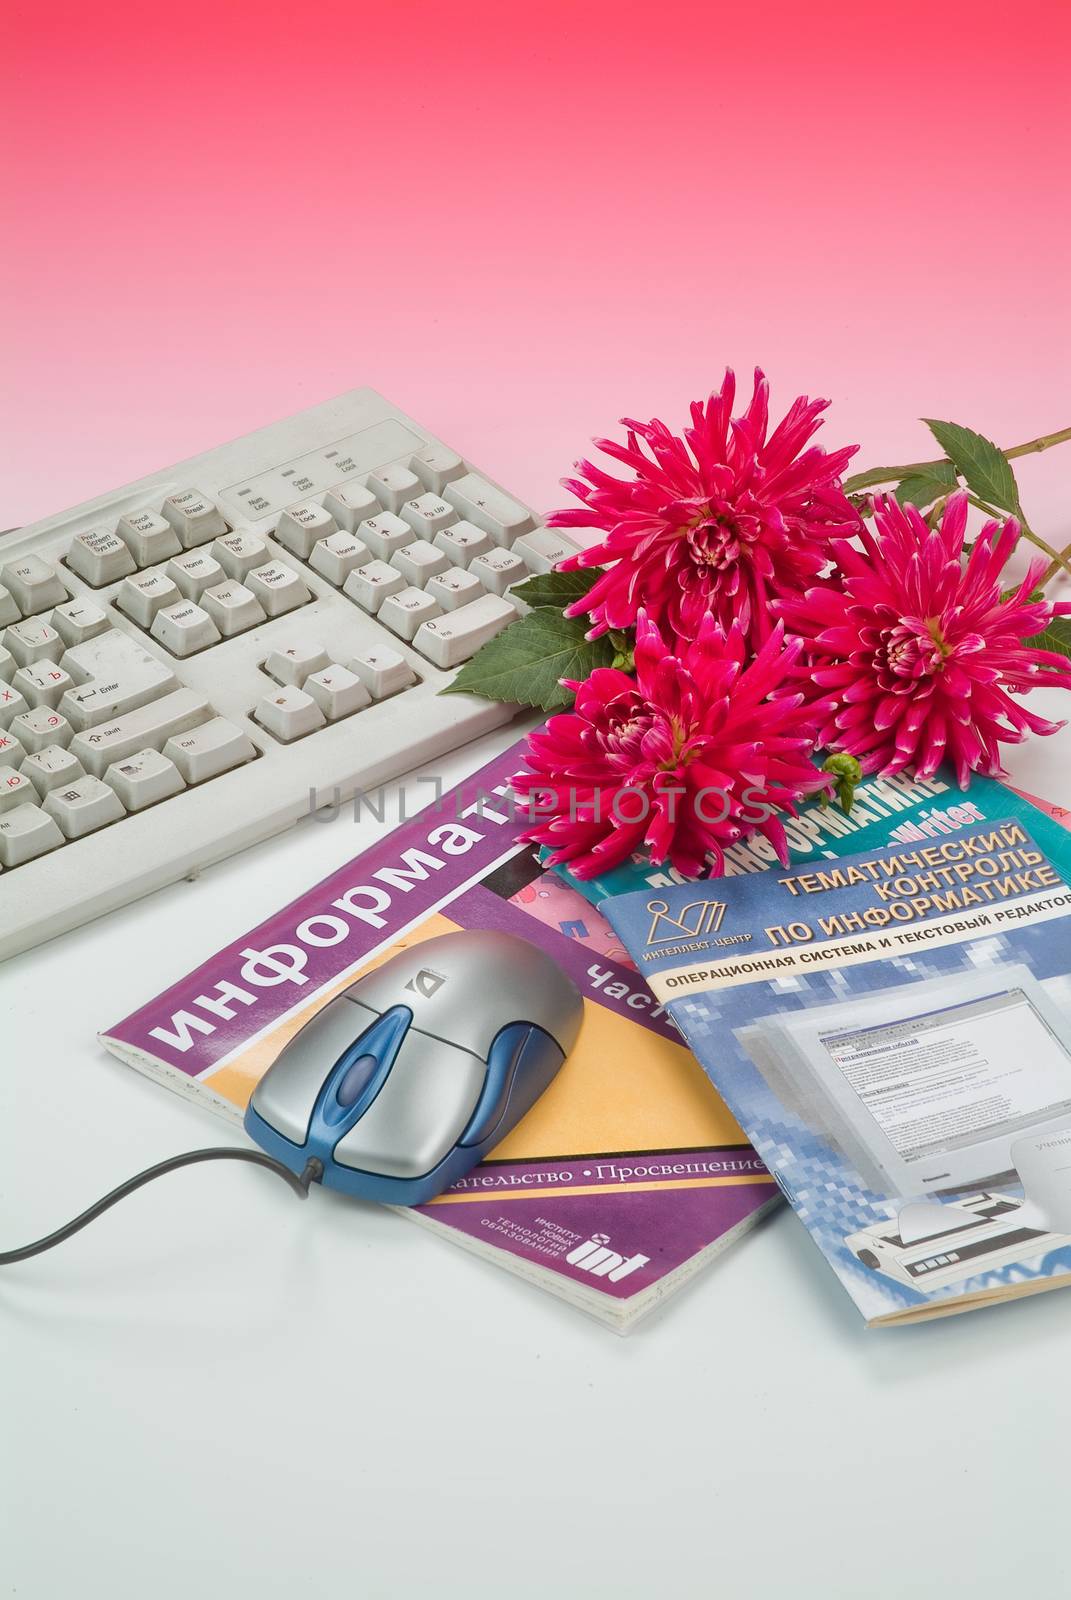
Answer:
[
  {"left": 0, "top": 803, "right": 64, "bottom": 867},
  {"left": 163, "top": 718, "right": 256, "bottom": 783},
  {"left": 44, "top": 777, "right": 125, "bottom": 839}
]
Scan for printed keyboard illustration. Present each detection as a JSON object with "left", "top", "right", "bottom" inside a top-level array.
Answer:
[{"left": 0, "top": 390, "right": 581, "bottom": 958}]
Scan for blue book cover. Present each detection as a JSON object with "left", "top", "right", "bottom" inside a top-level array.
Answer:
[{"left": 602, "top": 787, "right": 1071, "bottom": 1325}]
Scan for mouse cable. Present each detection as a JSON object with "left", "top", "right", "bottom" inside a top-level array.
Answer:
[{"left": 0, "top": 1148, "right": 324, "bottom": 1266}]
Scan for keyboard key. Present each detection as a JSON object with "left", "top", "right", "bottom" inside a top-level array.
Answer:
[
  {"left": 4, "top": 619, "right": 63, "bottom": 667},
  {"left": 67, "top": 526, "right": 136, "bottom": 587},
  {"left": 390, "top": 539, "right": 450, "bottom": 587},
  {"left": 378, "top": 586, "right": 442, "bottom": 642},
  {"left": 433, "top": 521, "right": 493, "bottom": 569},
  {"left": 254, "top": 684, "right": 325, "bottom": 742},
  {"left": 357, "top": 512, "right": 414, "bottom": 562},
  {"left": 425, "top": 569, "right": 483, "bottom": 611},
  {"left": 167, "top": 549, "right": 225, "bottom": 600},
  {"left": 246, "top": 562, "right": 310, "bottom": 618},
  {"left": 512, "top": 528, "right": 577, "bottom": 573},
  {"left": 62, "top": 626, "right": 174, "bottom": 687},
  {"left": 1, "top": 555, "right": 67, "bottom": 615},
  {"left": 400, "top": 494, "right": 456, "bottom": 540},
  {"left": 60, "top": 631, "right": 178, "bottom": 729},
  {"left": 309, "top": 531, "right": 370, "bottom": 586},
  {"left": 0, "top": 802, "right": 63, "bottom": 867},
  {"left": 12, "top": 707, "right": 72, "bottom": 753},
  {"left": 469, "top": 548, "right": 527, "bottom": 596},
  {"left": 275, "top": 501, "right": 337, "bottom": 559},
  {"left": 212, "top": 530, "right": 269, "bottom": 581},
  {"left": 443, "top": 474, "right": 533, "bottom": 546},
  {"left": 163, "top": 717, "right": 256, "bottom": 783},
  {"left": 323, "top": 483, "right": 380, "bottom": 532},
  {"left": 366, "top": 464, "right": 422, "bottom": 514},
  {"left": 0, "top": 728, "right": 24, "bottom": 767},
  {"left": 0, "top": 646, "right": 13, "bottom": 682},
  {"left": 304, "top": 665, "right": 370, "bottom": 721},
  {"left": 50, "top": 599, "right": 109, "bottom": 646},
  {"left": 0, "top": 684, "right": 30, "bottom": 727},
  {"left": 264, "top": 641, "right": 330, "bottom": 686},
  {"left": 105, "top": 748, "right": 185, "bottom": 811},
  {"left": 413, "top": 593, "right": 515, "bottom": 669},
  {"left": 115, "top": 509, "right": 181, "bottom": 566},
  {"left": 21, "top": 744, "right": 85, "bottom": 798},
  {"left": 0, "top": 765, "right": 35, "bottom": 812},
  {"left": 44, "top": 776, "right": 125, "bottom": 839},
  {"left": 68, "top": 687, "right": 212, "bottom": 777},
  {"left": 151, "top": 601, "right": 221, "bottom": 657},
  {"left": 13, "top": 662, "right": 72, "bottom": 709},
  {"left": 201, "top": 581, "right": 267, "bottom": 638},
  {"left": 348, "top": 646, "right": 415, "bottom": 700},
  {"left": 117, "top": 571, "right": 182, "bottom": 627},
  {"left": 409, "top": 443, "right": 465, "bottom": 493},
  {"left": 161, "top": 489, "right": 228, "bottom": 547},
  {"left": 342, "top": 561, "right": 406, "bottom": 614},
  {"left": 61, "top": 676, "right": 162, "bottom": 733},
  {"left": 0, "top": 586, "right": 19, "bottom": 628}
]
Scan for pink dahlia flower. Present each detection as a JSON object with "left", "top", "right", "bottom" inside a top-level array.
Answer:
[
  {"left": 552, "top": 368, "right": 860, "bottom": 651},
  {"left": 513, "top": 612, "right": 831, "bottom": 879},
  {"left": 776, "top": 492, "right": 1071, "bottom": 788}
]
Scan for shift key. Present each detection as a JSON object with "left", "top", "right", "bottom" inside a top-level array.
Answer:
[{"left": 69, "top": 688, "right": 212, "bottom": 777}]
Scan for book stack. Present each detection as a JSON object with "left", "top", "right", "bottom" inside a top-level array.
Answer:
[{"left": 102, "top": 743, "right": 1071, "bottom": 1330}]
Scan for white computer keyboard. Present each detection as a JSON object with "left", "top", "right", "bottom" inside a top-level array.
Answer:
[{"left": 0, "top": 389, "right": 581, "bottom": 959}]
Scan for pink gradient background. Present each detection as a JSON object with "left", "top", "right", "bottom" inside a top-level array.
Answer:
[{"left": 2, "top": 0, "right": 1070, "bottom": 541}]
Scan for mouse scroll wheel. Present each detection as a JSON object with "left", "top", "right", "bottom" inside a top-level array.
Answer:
[
  {"left": 319, "top": 1004, "right": 413, "bottom": 1129},
  {"left": 336, "top": 1054, "right": 380, "bottom": 1108}
]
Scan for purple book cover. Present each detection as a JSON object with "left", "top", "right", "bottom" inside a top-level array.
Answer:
[{"left": 101, "top": 740, "right": 775, "bottom": 1332}]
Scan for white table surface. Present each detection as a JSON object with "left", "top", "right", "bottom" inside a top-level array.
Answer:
[{"left": 3, "top": 672, "right": 1071, "bottom": 1600}]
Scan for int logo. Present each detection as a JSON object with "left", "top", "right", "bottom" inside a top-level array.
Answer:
[
  {"left": 565, "top": 1233, "right": 650, "bottom": 1283},
  {"left": 645, "top": 896, "right": 726, "bottom": 945},
  {"left": 404, "top": 968, "right": 447, "bottom": 999}
]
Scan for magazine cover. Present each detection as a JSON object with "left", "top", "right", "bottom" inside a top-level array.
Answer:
[
  {"left": 604, "top": 797, "right": 1071, "bottom": 1326},
  {"left": 546, "top": 767, "right": 1068, "bottom": 909},
  {"left": 100, "top": 739, "right": 775, "bottom": 1333}
]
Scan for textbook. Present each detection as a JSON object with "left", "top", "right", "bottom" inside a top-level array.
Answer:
[
  {"left": 603, "top": 785, "right": 1071, "bottom": 1326},
  {"left": 100, "top": 739, "right": 776, "bottom": 1334}
]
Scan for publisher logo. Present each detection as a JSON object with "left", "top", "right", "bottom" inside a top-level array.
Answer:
[
  {"left": 565, "top": 1232, "right": 650, "bottom": 1283},
  {"left": 404, "top": 968, "right": 447, "bottom": 999},
  {"left": 645, "top": 897, "right": 726, "bottom": 945}
]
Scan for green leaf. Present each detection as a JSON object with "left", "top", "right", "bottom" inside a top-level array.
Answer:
[
  {"left": 1022, "top": 615, "right": 1071, "bottom": 661},
  {"left": 508, "top": 564, "right": 604, "bottom": 611},
  {"left": 843, "top": 465, "right": 909, "bottom": 493},
  {"left": 608, "top": 630, "right": 634, "bottom": 674},
  {"left": 894, "top": 461, "right": 959, "bottom": 509},
  {"left": 922, "top": 419, "right": 1023, "bottom": 516},
  {"left": 440, "top": 609, "right": 616, "bottom": 711}
]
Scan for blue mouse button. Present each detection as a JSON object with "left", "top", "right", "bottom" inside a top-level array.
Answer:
[{"left": 460, "top": 1023, "right": 565, "bottom": 1148}]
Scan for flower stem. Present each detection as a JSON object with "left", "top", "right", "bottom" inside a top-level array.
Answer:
[
  {"left": 845, "top": 424, "right": 1071, "bottom": 494},
  {"left": 1041, "top": 540, "right": 1071, "bottom": 588},
  {"left": 963, "top": 494, "right": 1071, "bottom": 585}
]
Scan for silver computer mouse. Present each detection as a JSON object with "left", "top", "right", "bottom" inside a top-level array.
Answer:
[{"left": 244, "top": 930, "right": 584, "bottom": 1205}]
